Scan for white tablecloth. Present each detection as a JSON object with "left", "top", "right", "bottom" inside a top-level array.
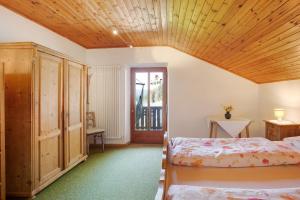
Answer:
[{"left": 207, "top": 117, "right": 251, "bottom": 138}]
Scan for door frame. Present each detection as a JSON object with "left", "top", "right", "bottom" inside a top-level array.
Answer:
[{"left": 130, "top": 67, "right": 167, "bottom": 144}]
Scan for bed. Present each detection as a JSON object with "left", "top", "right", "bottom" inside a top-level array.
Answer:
[
  {"left": 167, "top": 185, "right": 300, "bottom": 200},
  {"left": 155, "top": 133, "right": 300, "bottom": 200},
  {"left": 170, "top": 137, "right": 300, "bottom": 167}
]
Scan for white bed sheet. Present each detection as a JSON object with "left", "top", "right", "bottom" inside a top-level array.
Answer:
[{"left": 170, "top": 137, "right": 300, "bottom": 167}]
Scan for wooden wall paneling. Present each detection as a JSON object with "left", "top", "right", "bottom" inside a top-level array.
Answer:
[
  {"left": 97, "top": 0, "right": 137, "bottom": 46},
  {"left": 232, "top": 50, "right": 300, "bottom": 78},
  {"left": 172, "top": 0, "right": 188, "bottom": 48},
  {"left": 140, "top": 0, "right": 153, "bottom": 44},
  {"left": 169, "top": 0, "right": 181, "bottom": 47},
  {"left": 132, "top": 0, "right": 153, "bottom": 45},
  {"left": 1, "top": 1, "right": 300, "bottom": 82},
  {"left": 45, "top": 1, "right": 115, "bottom": 46},
  {"left": 220, "top": 14, "right": 300, "bottom": 67},
  {"left": 224, "top": 29, "right": 300, "bottom": 71},
  {"left": 202, "top": 0, "right": 272, "bottom": 57},
  {"left": 159, "top": 0, "right": 168, "bottom": 44},
  {"left": 188, "top": 0, "right": 234, "bottom": 54},
  {"left": 116, "top": 0, "right": 143, "bottom": 45},
  {"left": 166, "top": 0, "right": 173, "bottom": 45},
  {"left": 208, "top": 1, "right": 300, "bottom": 62},
  {"left": 59, "top": 0, "right": 124, "bottom": 48},
  {"left": 112, "top": 0, "right": 139, "bottom": 45},
  {"left": 234, "top": 49, "right": 300, "bottom": 76},
  {"left": 0, "top": 63, "right": 5, "bottom": 199},
  {"left": 145, "top": 0, "right": 162, "bottom": 45},
  {"left": 180, "top": 0, "right": 204, "bottom": 51},
  {"left": 194, "top": 0, "right": 257, "bottom": 57},
  {"left": 152, "top": 0, "right": 164, "bottom": 45},
  {"left": 43, "top": 0, "right": 115, "bottom": 48},
  {"left": 202, "top": 0, "right": 277, "bottom": 59},
  {"left": 117, "top": 0, "right": 148, "bottom": 45},
  {"left": 186, "top": 0, "right": 222, "bottom": 52},
  {"left": 154, "top": 0, "right": 164, "bottom": 44},
  {"left": 192, "top": 0, "right": 252, "bottom": 56},
  {"left": 64, "top": 61, "right": 86, "bottom": 168}
]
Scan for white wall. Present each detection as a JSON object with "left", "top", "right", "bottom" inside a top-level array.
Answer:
[
  {"left": 258, "top": 80, "right": 300, "bottom": 130},
  {"left": 0, "top": 6, "right": 86, "bottom": 63},
  {"left": 87, "top": 47, "right": 260, "bottom": 142}
]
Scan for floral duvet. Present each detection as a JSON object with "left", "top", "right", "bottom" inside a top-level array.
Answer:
[
  {"left": 166, "top": 185, "right": 300, "bottom": 200},
  {"left": 169, "top": 137, "right": 300, "bottom": 167}
]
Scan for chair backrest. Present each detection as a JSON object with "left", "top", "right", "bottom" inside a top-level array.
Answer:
[{"left": 86, "top": 112, "right": 96, "bottom": 128}]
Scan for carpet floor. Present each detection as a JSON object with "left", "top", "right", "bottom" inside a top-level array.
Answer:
[{"left": 35, "top": 145, "right": 162, "bottom": 200}]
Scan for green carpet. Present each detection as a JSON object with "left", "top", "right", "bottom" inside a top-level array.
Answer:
[{"left": 35, "top": 145, "right": 162, "bottom": 200}]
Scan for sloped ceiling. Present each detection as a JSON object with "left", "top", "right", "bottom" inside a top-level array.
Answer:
[{"left": 1, "top": 0, "right": 300, "bottom": 83}]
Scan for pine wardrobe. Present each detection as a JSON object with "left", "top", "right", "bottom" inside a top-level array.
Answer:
[{"left": 0, "top": 42, "right": 87, "bottom": 198}]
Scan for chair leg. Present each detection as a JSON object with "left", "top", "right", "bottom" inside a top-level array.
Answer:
[
  {"left": 94, "top": 135, "right": 97, "bottom": 145},
  {"left": 87, "top": 136, "right": 89, "bottom": 155},
  {"left": 101, "top": 133, "right": 104, "bottom": 152}
]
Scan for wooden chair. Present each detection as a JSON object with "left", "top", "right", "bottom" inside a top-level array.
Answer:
[{"left": 86, "top": 112, "right": 105, "bottom": 154}]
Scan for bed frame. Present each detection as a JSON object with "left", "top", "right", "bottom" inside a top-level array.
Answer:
[
  {"left": 155, "top": 132, "right": 300, "bottom": 200},
  {"left": 154, "top": 132, "right": 168, "bottom": 200}
]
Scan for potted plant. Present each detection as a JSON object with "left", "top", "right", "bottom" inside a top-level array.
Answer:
[{"left": 223, "top": 105, "right": 233, "bottom": 119}]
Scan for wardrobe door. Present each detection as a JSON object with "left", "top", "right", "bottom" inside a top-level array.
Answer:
[
  {"left": 64, "top": 61, "right": 86, "bottom": 168},
  {"left": 37, "top": 53, "right": 63, "bottom": 185},
  {"left": 0, "top": 65, "right": 5, "bottom": 199}
]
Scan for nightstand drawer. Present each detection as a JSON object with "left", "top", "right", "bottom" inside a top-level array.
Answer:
[{"left": 267, "top": 126, "right": 279, "bottom": 140}]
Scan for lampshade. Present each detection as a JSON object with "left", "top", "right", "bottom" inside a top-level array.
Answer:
[{"left": 273, "top": 108, "right": 285, "bottom": 121}]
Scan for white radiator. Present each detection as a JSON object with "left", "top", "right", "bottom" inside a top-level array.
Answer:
[{"left": 88, "top": 65, "right": 122, "bottom": 141}]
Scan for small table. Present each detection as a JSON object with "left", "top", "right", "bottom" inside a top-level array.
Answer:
[
  {"left": 207, "top": 117, "right": 252, "bottom": 138},
  {"left": 87, "top": 128, "right": 105, "bottom": 154},
  {"left": 264, "top": 120, "right": 300, "bottom": 141}
]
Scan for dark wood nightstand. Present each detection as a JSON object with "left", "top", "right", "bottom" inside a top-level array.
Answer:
[{"left": 264, "top": 120, "right": 300, "bottom": 141}]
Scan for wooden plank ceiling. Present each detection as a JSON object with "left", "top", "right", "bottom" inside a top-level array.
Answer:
[{"left": 1, "top": 0, "right": 300, "bottom": 83}]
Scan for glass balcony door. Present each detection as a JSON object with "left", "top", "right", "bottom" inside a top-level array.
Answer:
[{"left": 131, "top": 67, "right": 167, "bottom": 144}]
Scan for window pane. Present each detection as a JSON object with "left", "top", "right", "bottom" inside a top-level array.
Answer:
[
  {"left": 150, "top": 72, "right": 163, "bottom": 130},
  {"left": 135, "top": 73, "right": 148, "bottom": 131}
]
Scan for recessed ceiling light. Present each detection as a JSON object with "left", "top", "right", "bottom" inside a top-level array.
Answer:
[{"left": 112, "top": 29, "right": 118, "bottom": 35}]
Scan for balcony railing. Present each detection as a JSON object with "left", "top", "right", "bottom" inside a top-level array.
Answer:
[{"left": 136, "top": 106, "right": 162, "bottom": 130}]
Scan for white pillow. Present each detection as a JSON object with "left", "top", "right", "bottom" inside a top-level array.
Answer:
[{"left": 283, "top": 136, "right": 300, "bottom": 150}]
